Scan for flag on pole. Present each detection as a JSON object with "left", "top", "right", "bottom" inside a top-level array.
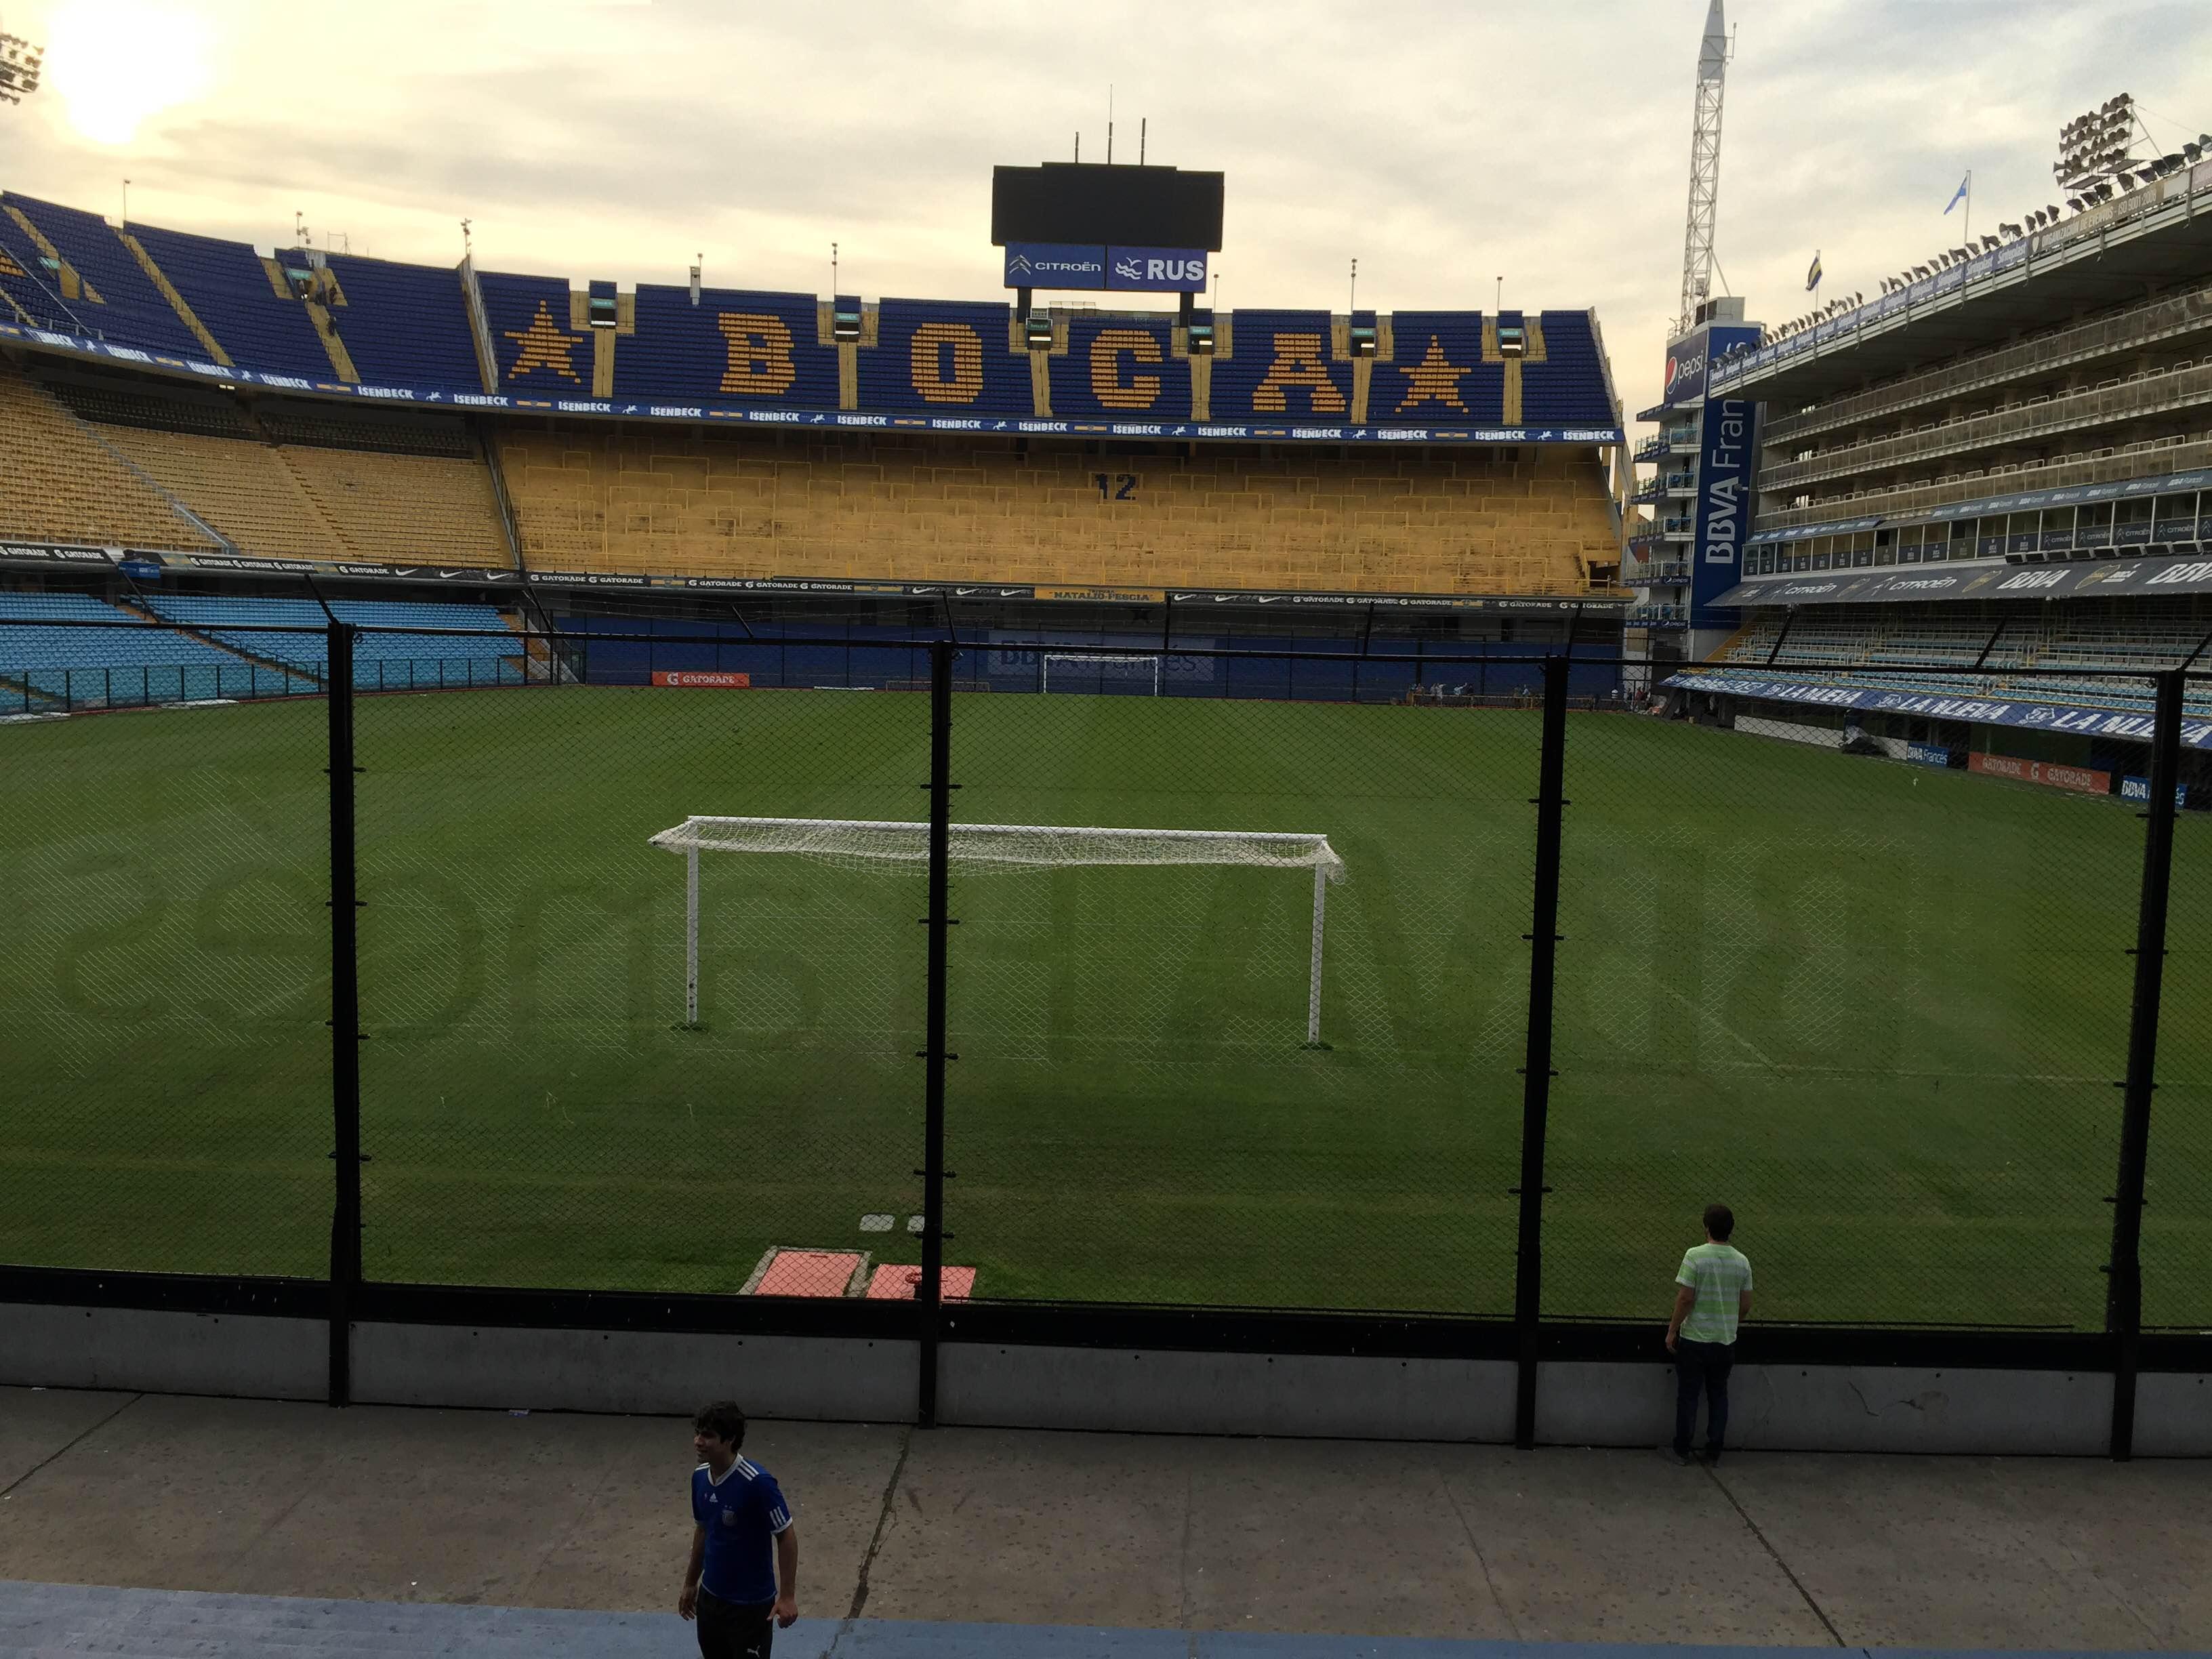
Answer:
[
  {"left": 1944, "top": 173, "right": 1969, "bottom": 214},
  {"left": 1805, "top": 251, "right": 1822, "bottom": 292}
]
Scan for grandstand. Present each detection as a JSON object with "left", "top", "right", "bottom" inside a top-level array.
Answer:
[
  {"left": 493, "top": 426, "right": 1616, "bottom": 594},
  {"left": 1660, "top": 150, "right": 2212, "bottom": 796},
  {"left": 0, "top": 188, "right": 1626, "bottom": 622},
  {"left": 0, "top": 590, "right": 527, "bottom": 712}
]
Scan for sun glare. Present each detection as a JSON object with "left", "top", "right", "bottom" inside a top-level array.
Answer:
[{"left": 46, "top": 0, "right": 216, "bottom": 146}]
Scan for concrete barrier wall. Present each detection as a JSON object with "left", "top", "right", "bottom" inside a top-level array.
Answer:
[
  {"left": 5, "top": 1304, "right": 2207, "bottom": 1454},
  {"left": 0, "top": 1305, "right": 325, "bottom": 1400},
  {"left": 350, "top": 1324, "right": 920, "bottom": 1422}
]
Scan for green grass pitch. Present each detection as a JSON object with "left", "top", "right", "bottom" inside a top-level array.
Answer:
[{"left": 3, "top": 683, "right": 2207, "bottom": 1330}]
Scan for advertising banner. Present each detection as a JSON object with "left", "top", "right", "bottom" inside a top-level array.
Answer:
[
  {"left": 2121, "top": 775, "right": 2190, "bottom": 808},
  {"left": 1689, "top": 398, "right": 1756, "bottom": 623},
  {"left": 1660, "top": 323, "right": 1762, "bottom": 405},
  {"left": 1105, "top": 248, "right": 1208, "bottom": 292},
  {"left": 0, "top": 538, "right": 1629, "bottom": 615},
  {"left": 1715, "top": 546, "right": 2212, "bottom": 609},
  {"left": 1002, "top": 243, "right": 1105, "bottom": 289},
  {"left": 1968, "top": 753, "right": 2111, "bottom": 794},
  {"left": 1905, "top": 741, "right": 1956, "bottom": 769},
  {"left": 1663, "top": 671, "right": 2212, "bottom": 753},
  {"left": 650, "top": 671, "right": 752, "bottom": 689}
]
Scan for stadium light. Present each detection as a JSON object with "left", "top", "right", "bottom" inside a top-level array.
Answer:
[{"left": 0, "top": 23, "right": 41, "bottom": 104}]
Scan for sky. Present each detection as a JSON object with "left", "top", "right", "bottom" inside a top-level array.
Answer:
[{"left": 3, "top": 0, "right": 2211, "bottom": 420}]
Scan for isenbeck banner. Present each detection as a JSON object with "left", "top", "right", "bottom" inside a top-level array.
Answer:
[{"left": 1690, "top": 398, "right": 1755, "bottom": 625}]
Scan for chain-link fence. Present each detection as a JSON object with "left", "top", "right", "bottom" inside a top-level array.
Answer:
[
  {"left": 352, "top": 633, "right": 927, "bottom": 1295},
  {"left": 3, "top": 623, "right": 2204, "bottom": 1363},
  {"left": 0, "top": 619, "right": 333, "bottom": 1276},
  {"left": 1549, "top": 665, "right": 2147, "bottom": 1330},
  {"left": 942, "top": 647, "right": 1551, "bottom": 1313},
  {"left": 2146, "top": 671, "right": 2212, "bottom": 1332}
]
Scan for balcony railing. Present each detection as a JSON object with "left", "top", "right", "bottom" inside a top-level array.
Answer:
[
  {"left": 1761, "top": 278, "right": 2212, "bottom": 447},
  {"left": 1624, "top": 562, "right": 1691, "bottom": 586},
  {"left": 1753, "top": 434, "right": 2212, "bottom": 533},
  {"left": 1761, "top": 363, "right": 2212, "bottom": 492}
]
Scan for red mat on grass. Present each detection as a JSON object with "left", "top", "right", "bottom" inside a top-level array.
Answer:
[{"left": 865, "top": 1264, "right": 975, "bottom": 1300}]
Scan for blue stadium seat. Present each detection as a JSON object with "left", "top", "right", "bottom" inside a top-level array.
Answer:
[
  {"left": 1046, "top": 314, "right": 1190, "bottom": 422},
  {"left": 615, "top": 285, "right": 838, "bottom": 409},
  {"left": 479, "top": 271, "right": 590, "bottom": 393},
  {"left": 1522, "top": 310, "right": 1614, "bottom": 424},
  {"left": 1376, "top": 313, "right": 1502, "bottom": 424},
  {"left": 1, "top": 194, "right": 209, "bottom": 359},
  {"left": 319, "top": 254, "right": 482, "bottom": 390},
  {"left": 0, "top": 592, "right": 310, "bottom": 708},
  {"left": 142, "top": 596, "right": 525, "bottom": 689},
  {"left": 859, "top": 300, "right": 1029, "bottom": 417},
  {"left": 125, "top": 224, "right": 331, "bottom": 382},
  {"left": 0, "top": 218, "right": 81, "bottom": 333},
  {"left": 1214, "top": 311, "right": 1348, "bottom": 420}
]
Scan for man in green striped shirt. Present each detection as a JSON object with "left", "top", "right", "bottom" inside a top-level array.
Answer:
[{"left": 1666, "top": 1203, "right": 1753, "bottom": 1465}]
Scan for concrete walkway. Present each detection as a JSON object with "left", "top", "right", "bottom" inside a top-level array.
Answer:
[{"left": 1, "top": 1387, "right": 2206, "bottom": 1651}]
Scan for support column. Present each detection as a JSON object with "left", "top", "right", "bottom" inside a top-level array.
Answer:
[
  {"left": 1513, "top": 653, "right": 1570, "bottom": 1449},
  {"left": 2108, "top": 668, "right": 2183, "bottom": 1459},
  {"left": 918, "top": 640, "right": 956, "bottom": 1426},
  {"left": 325, "top": 623, "right": 363, "bottom": 1406}
]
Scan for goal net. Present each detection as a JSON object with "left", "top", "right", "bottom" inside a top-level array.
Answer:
[
  {"left": 650, "top": 816, "right": 1347, "bottom": 1044},
  {"left": 1040, "top": 652, "right": 1162, "bottom": 695}
]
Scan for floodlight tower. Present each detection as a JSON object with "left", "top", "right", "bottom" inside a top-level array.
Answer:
[
  {"left": 1674, "top": 0, "right": 1732, "bottom": 340},
  {"left": 0, "top": 22, "right": 42, "bottom": 105}
]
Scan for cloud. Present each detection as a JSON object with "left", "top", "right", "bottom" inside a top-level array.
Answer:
[{"left": 7, "top": 0, "right": 2212, "bottom": 422}]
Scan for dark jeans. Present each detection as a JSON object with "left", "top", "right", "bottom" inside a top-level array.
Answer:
[
  {"left": 696, "top": 1588, "right": 775, "bottom": 1659},
  {"left": 1673, "top": 1336, "right": 1735, "bottom": 1456}
]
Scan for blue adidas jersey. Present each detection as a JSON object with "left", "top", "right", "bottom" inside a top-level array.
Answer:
[{"left": 691, "top": 1456, "right": 792, "bottom": 1605}]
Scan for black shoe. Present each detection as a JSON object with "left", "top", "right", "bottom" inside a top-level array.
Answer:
[
  {"left": 1666, "top": 1446, "right": 1694, "bottom": 1465},
  {"left": 1698, "top": 1448, "right": 1723, "bottom": 1467}
]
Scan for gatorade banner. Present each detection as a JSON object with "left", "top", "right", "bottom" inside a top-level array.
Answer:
[{"left": 651, "top": 671, "right": 752, "bottom": 688}]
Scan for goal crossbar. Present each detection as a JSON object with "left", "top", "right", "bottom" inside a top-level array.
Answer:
[{"left": 651, "top": 816, "right": 1345, "bottom": 1042}]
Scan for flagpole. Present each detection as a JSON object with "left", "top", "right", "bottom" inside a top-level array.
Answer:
[{"left": 1965, "top": 169, "right": 1971, "bottom": 245}]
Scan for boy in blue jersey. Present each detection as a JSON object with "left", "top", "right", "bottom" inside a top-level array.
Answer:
[{"left": 679, "top": 1401, "right": 798, "bottom": 1658}]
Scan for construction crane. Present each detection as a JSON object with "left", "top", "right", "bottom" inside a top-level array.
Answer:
[{"left": 1674, "top": 0, "right": 1733, "bottom": 340}]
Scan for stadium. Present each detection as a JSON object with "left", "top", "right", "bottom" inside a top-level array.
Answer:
[{"left": 1, "top": 9, "right": 2209, "bottom": 1512}]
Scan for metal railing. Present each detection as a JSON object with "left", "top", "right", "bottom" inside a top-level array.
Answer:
[
  {"left": 1757, "top": 435, "right": 2212, "bottom": 532},
  {"left": 1762, "top": 279, "right": 2212, "bottom": 447},
  {"left": 1762, "top": 362, "right": 2212, "bottom": 492}
]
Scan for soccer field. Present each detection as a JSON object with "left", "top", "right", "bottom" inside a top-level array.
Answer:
[{"left": 4, "top": 682, "right": 2207, "bottom": 1330}]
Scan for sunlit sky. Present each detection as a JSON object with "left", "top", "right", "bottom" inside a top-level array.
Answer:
[{"left": 5, "top": 0, "right": 2212, "bottom": 418}]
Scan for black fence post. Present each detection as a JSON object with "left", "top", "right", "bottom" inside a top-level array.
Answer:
[
  {"left": 325, "top": 623, "right": 365, "bottom": 1406},
  {"left": 2108, "top": 668, "right": 2183, "bottom": 1459},
  {"left": 918, "top": 638, "right": 956, "bottom": 1427},
  {"left": 1513, "top": 653, "right": 1570, "bottom": 1450}
]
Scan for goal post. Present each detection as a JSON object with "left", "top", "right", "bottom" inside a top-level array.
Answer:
[
  {"left": 650, "top": 816, "right": 1347, "bottom": 1044},
  {"left": 1040, "top": 652, "right": 1163, "bottom": 695}
]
